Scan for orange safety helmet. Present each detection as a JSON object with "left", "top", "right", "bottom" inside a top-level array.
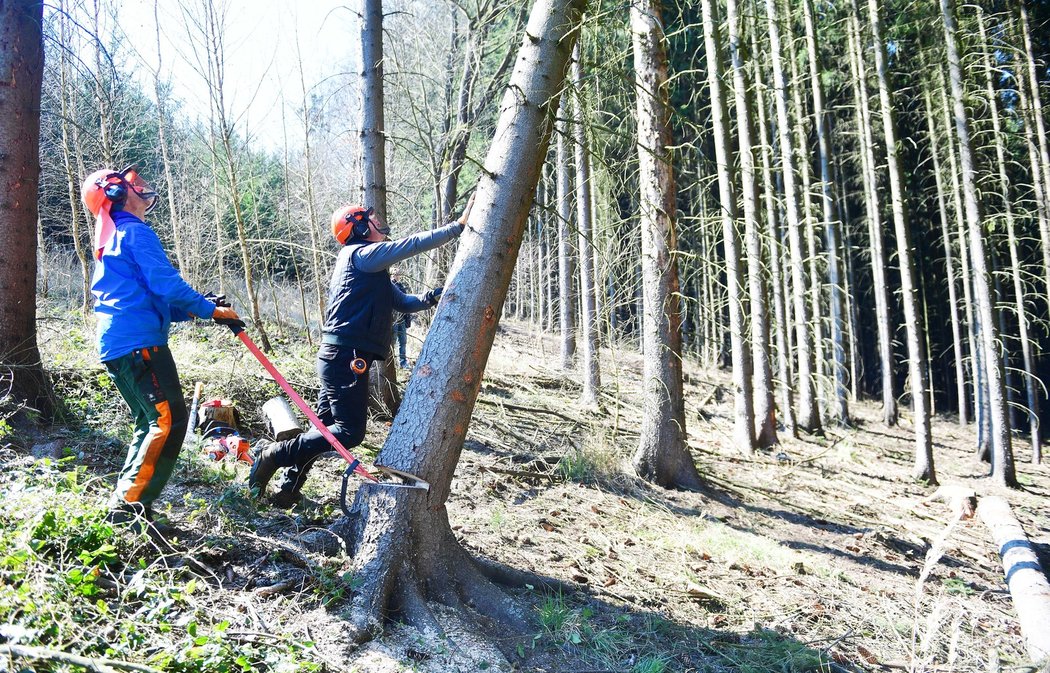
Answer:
[
  {"left": 331, "top": 204, "right": 374, "bottom": 245},
  {"left": 81, "top": 168, "right": 125, "bottom": 260}
]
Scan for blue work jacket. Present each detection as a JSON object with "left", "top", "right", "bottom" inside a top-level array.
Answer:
[{"left": 92, "top": 211, "right": 215, "bottom": 361}]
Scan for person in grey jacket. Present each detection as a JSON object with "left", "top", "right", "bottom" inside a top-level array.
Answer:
[{"left": 249, "top": 198, "right": 472, "bottom": 507}]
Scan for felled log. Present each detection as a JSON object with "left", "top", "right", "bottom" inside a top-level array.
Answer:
[
  {"left": 262, "top": 396, "right": 303, "bottom": 441},
  {"left": 977, "top": 496, "right": 1050, "bottom": 662}
]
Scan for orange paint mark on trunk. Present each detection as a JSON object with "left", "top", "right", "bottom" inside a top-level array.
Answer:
[{"left": 451, "top": 390, "right": 466, "bottom": 403}]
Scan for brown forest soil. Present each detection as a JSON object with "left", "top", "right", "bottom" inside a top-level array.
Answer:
[{"left": 12, "top": 316, "right": 1050, "bottom": 672}]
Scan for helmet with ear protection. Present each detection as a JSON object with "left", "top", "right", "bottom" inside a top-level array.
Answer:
[{"left": 331, "top": 205, "right": 375, "bottom": 245}]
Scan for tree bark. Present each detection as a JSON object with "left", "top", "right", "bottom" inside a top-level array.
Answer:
[
  {"left": 978, "top": 10, "right": 1040, "bottom": 462},
  {"left": 728, "top": 0, "right": 777, "bottom": 447},
  {"left": 572, "top": 45, "right": 601, "bottom": 405},
  {"left": 556, "top": 101, "right": 577, "bottom": 369},
  {"left": 336, "top": 0, "right": 586, "bottom": 646},
  {"left": 753, "top": 29, "right": 796, "bottom": 435},
  {"left": 941, "top": 0, "right": 1016, "bottom": 488},
  {"left": 0, "top": 0, "right": 51, "bottom": 416},
  {"left": 920, "top": 72, "right": 967, "bottom": 427},
  {"left": 977, "top": 496, "right": 1050, "bottom": 661},
  {"left": 847, "top": 7, "right": 896, "bottom": 426},
  {"left": 702, "top": 0, "right": 754, "bottom": 452},
  {"left": 804, "top": 0, "right": 848, "bottom": 425},
  {"left": 360, "top": 0, "right": 401, "bottom": 417},
  {"left": 1017, "top": 1, "right": 1050, "bottom": 226},
  {"left": 58, "top": 0, "right": 92, "bottom": 320},
  {"left": 765, "top": 0, "right": 820, "bottom": 433},
  {"left": 868, "top": 0, "right": 934, "bottom": 483},
  {"left": 630, "top": 0, "right": 702, "bottom": 489}
]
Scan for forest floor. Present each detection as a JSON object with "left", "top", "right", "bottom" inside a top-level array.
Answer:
[{"left": 2, "top": 306, "right": 1048, "bottom": 673}]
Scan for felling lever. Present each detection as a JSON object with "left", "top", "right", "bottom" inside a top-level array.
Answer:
[{"left": 218, "top": 319, "right": 431, "bottom": 505}]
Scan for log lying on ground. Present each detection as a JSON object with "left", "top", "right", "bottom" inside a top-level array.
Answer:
[{"left": 977, "top": 496, "right": 1050, "bottom": 662}]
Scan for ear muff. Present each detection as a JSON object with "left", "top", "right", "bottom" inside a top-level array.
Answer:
[
  {"left": 348, "top": 207, "right": 375, "bottom": 240},
  {"left": 98, "top": 174, "right": 128, "bottom": 205}
]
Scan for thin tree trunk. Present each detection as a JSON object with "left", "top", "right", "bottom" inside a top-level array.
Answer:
[
  {"left": 729, "top": 0, "right": 776, "bottom": 447},
  {"left": 789, "top": 34, "right": 824, "bottom": 409},
  {"left": 868, "top": 0, "right": 934, "bottom": 483},
  {"left": 921, "top": 73, "right": 967, "bottom": 426},
  {"left": 938, "top": 71, "right": 980, "bottom": 434},
  {"left": 765, "top": 0, "right": 820, "bottom": 433},
  {"left": 631, "top": 0, "right": 702, "bottom": 489},
  {"left": 572, "top": 45, "right": 601, "bottom": 405},
  {"left": 556, "top": 103, "right": 577, "bottom": 368},
  {"left": 804, "top": 0, "right": 848, "bottom": 424},
  {"left": 979, "top": 10, "right": 1040, "bottom": 460},
  {"left": 941, "top": 0, "right": 1016, "bottom": 488},
  {"left": 295, "top": 38, "right": 327, "bottom": 327},
  {"left": 153, "top": 0, "right": 187, "bottom": 278},
  {"left": 1018, "top": 1, "right": 1050, "bottom": 222},
  {"left": 754, "top": 31, "right": 795, "bottom": 435},
  {"left": 1013, "top": 15, "right": 1050, "bottom": 346},
  {"left": 58, "top": 1, "right": 91, "bottom": 320},
  {"left": 360, "top": 0, "right": 401, "bottom": 417},
  {"left": 847, "top": 9, "right": 896, "bottom": 425},
  {"left": 702, "top": 0, "right": 754, "bottom": 451}
]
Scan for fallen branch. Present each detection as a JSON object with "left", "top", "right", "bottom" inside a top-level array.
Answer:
[
  {"left": 977, "top": 496, "right": 1050, "bottom": 662},
  {"left": 0, "top": 644, "right": 160, "bottom": 673},
  {"left": 476, "top": 395, "right": 580, "bottom": 424}
]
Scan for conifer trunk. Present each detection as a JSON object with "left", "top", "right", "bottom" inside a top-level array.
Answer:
[
  {"left": 630, "top": 0, "right": 703, "bottom": 488},
  {"left": 765, "top": 0, "right": 820, "bottom": 433},
  {"left": 572, "top": 45, "right": 601, "bottom": 405},
  {"left": 868, "top": 0, "right": 934, "bottom": 483},
  {"left": 941, "top": 0, "right": 1016, "bottom": 488},
  {"left": 702, "top": 0, "right": 754, "bottom": 452}
]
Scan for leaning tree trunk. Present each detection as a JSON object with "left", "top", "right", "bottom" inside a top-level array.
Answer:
[
  {"left": 728, "top": 0, "right": 777, "bottom": 447},
  {"left": 978, "top": 10, "right": 1040, "bottom": 461},
  {"left": 868, "top": 0, "right": 934, "bottom": 484},
  {"left": 766, "top": 0, "right": 821, "bottom": 434},
  {"left": 701, "top": 0, "right": 754, "bottom": 452},
  {"left": 360, "top": 0, "right": 401, "bottom": 417},
  {"left": 804, "top": 0, "right": 849, "bottom": 425},
  {"left": 334, "top": 0, "right": 586, "bottom": 646},
  {"left": 630, "top": 0, "right": 703, "bottom": 489},
  {"left": 0, "top": 0, "right": 51, "bottom": 417},
  {"left": 572, "top": 45, "right": 602, "bottom": 405},
  {"left": 941, "top": 0, "right": 1016, "bottom": 488}
]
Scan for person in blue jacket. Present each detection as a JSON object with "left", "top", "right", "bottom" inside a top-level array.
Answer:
[
  {"left": 249, "top": 198, "right": 473, "bottom": 508},
  {"left": 81, "top": 166, "right": 243, "bottom": 526}
]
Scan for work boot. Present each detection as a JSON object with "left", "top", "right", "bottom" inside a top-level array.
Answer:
[
  {"left": 269, "top": 456, "right": 319, "bottom": 509},
  {"left": 248, "top": 440, "right": 279, "bottom": 498}
]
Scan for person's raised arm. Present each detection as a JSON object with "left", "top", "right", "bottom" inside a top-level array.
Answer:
[{"left": 354, "top": 195, "right": 475, "bottom": 273}]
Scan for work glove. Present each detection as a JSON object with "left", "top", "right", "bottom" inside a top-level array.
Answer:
[
  {"left": 204, "top": 291, "right": 231, "bottom": 308},
  {"left": 212, "top": 305, "right": 245, "bottom": 329},
  {"left": 424, "top": 287, "right": 443, "bottom": 307},
  {"left": 451, "top": 193, "right": 475, "bottom": 235}
]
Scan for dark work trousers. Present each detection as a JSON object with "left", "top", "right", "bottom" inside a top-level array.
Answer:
[
  {"left": 105, "top": 345, "right": 188, "bottom": 507},
  {"left": 392, "top": 321, "right": 408, "bottom": 366},
  {"left": 270, "top": 343, "right": 379, "bottom": 496}
]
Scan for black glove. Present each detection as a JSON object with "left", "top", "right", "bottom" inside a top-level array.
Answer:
[
  {"left": 204, "top": 292, "right": 231, "bottom": 307},
  {"left": 424, "top": 287, "right": 443, "bottom": 307}
]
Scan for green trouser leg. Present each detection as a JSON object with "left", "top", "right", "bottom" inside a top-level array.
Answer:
[{"left": 104, "top": 345, "right": 188, "bottom": 508}]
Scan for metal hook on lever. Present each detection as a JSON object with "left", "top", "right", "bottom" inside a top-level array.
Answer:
[{"left": 339, "top": 464, "right": 431, "bottom": 516}]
